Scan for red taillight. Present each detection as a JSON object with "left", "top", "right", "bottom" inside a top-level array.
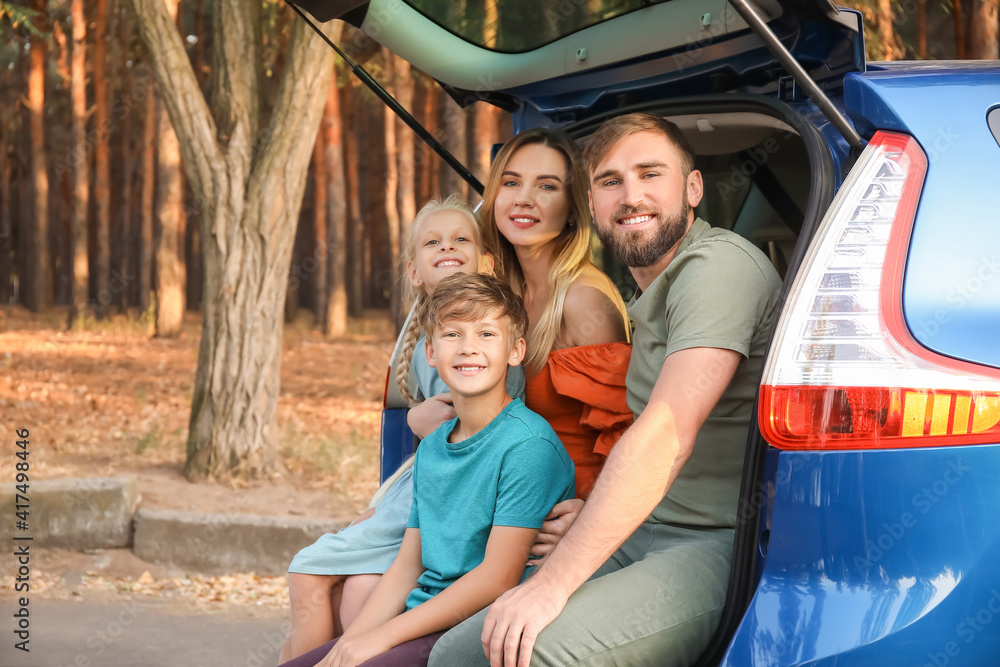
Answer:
[{"left": 760, "top": 131, "right": 1000, "bottom": 450}]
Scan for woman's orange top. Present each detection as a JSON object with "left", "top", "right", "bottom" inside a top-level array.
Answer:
[{"left": 524, "top": 342, "right": 633, "bottom": 498}]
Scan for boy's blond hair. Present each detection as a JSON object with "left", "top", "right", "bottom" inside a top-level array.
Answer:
[{"left": 423, "top": 273, "right": 528, "bottom": 345}]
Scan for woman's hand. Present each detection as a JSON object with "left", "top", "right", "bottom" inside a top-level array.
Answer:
[
  {"left": 312, "top": 631, "right": 388, "bottom": 667},
  {"left": 529, "top": 499, "right": 584, "bottom": 566},
  {"left": 406, "top": 392, "right": 456, "bottom": 439}
]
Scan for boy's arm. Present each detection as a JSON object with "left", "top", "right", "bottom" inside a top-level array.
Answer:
[
  {"left": 339, "top": 527, "right": 424, "bottom": 637},
  {"left": 377, "top": 525, "right": 537, "bottom": 643},
  {"left": 319, "top": 526, "right": 535, "bottom": 667}
]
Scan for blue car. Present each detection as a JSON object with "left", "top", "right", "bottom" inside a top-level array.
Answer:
[{"left": 296, "top": 1, "right": 1000, "bottom": 663}]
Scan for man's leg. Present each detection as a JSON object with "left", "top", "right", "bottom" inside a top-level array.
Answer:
[{"left": 429, "top": 524, "right": 732, "bottom": 667}]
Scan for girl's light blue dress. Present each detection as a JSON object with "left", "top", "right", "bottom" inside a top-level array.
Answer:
[{"left": 287, "top": 334, "right": 525, "bottom": 576}]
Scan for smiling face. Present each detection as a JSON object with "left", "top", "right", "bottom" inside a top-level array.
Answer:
[
  {"left": 493, "top": 143, "right": 573, "bottom": 252},
  {"left": 426, "top": 313, "right": 526, "bottom": 401},
  {"left": 407, "top": 209, "right": 484, "bottom": 292},
  {"left": 589, "top": 130, "right": 703, "bottom": 269}
]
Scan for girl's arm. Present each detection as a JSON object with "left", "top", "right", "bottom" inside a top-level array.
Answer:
[{"left": 320, "top": 526, "right": 536, "bottom": 667}]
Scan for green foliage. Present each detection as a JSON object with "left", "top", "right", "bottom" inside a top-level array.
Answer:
[{"left": 0, "top": 1, "right": 44, "bottom": 38}]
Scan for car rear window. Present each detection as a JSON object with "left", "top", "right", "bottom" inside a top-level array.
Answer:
[{"left": 406, "top": 0, "right": 669, "bottom": 53}]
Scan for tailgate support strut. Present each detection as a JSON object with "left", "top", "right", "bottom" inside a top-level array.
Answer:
[
  {"left": 287, "top": 1, "right": 485, "bottom": 196},
  {"left": 728, "top": 0, "right": 864, "bottom": 153}
]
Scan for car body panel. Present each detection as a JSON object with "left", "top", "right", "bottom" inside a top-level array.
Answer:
[{"left": 722, "top": 446, "right": 1000, "bottom": 666}]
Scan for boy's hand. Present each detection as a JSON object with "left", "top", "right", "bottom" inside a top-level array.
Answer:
[
  {"left": 406, "top": 392, "right": 456, "bottom": 439},
  {"left": 529, "top": 499, "right": 584, "bottom": 566},
  {"left": 313, "top": 630, "right": 388, "bottom": 667}
]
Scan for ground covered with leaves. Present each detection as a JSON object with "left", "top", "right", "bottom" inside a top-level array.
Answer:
[{"left": 0, "top": 306, "right": 396, "bottom": 609}]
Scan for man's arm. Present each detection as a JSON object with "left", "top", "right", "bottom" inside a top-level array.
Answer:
[{"left": 481, "top": 346, "right": 742, "bottom": 667}]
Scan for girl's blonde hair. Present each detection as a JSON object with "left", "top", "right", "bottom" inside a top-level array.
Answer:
[
  {"left": 395, "top": 195, "right": 483, "bottom": 406},
  {"left": 480, "top": 128, "right": 597, "bottom": 375}
]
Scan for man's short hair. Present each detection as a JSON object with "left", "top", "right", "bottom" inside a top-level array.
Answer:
[
  {"left": 423, "top": 273, "right": 528, "bottom": 344},
  {"left": 583, "top": 113, "right": 696, "bottom": 177}
]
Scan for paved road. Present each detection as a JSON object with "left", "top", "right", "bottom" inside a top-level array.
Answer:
[{"left": 0, "top": 597, "right": 288, "bottom": 667}]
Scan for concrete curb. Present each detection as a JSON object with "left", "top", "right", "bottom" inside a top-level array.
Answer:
[
  {"left": 1, "top": 476, "right": 139, "bottom": 549},
  {"left": 133, "top": 508, "right": 351, "bottom": 575}
]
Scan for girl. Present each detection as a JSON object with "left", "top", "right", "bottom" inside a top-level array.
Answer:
[{"left": 279, "top": 196, "right": 523, "bottom": 662}]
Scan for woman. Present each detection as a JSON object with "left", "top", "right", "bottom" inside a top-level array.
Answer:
[{"left": 481, "top": 128, "right": 633, "bottom": 505}]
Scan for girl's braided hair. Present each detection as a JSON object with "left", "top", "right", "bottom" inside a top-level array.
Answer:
[{"left": 394, "top": 195, "right": 484, "bottom": 406}]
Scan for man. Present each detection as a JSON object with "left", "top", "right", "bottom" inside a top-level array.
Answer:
[{"left": 428, "top": 113, "right": 783, "bottom": 667}]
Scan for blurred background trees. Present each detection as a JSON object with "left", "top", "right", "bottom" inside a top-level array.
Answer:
[{"left": 0, "top": 0, "right": 995, "bottom": 478}]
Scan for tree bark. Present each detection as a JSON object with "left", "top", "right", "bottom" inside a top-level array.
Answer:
[
  {"left": 324, "top": 58, "right": 349, "bottom": 337},
  {"left": 139, "top": 68, "right": 156, "bottom": 314},
  {"left": 877, "top": 0, "right": 896, "bottom": 60},
  {"left": 69, "top": 0, "right": 90, "bottom": 326},
  {"left": 382, "top": 48, "right": 402, "bottom": 330},
  {"left": 954, "top": 0, "right": 967, "bottom": 58},
  {"left": 0, "top": 106, "right": 11, "bottom": 304},
  {"left": 474, "top": 104, "right": 500, "bottom": 192},
  {"left": 154, "top": 0, "right": 186, "bottom": 337},
  {"left": 440, "top": 88, "right": 469, "bottom": 201},
  {"left": 312, "top": 121, "right": 327, "bottom": 326},
  {"left": 132, "top": 0, "right": 336, "bottom": 478},
  {"left": 94, "top": 0, "right": 111, "bottom": 317},
  {"left": 968, "top": 0, "right": 999, "bottom": 58},
  {"left": 117, "top": 1, "right": 135, "bottom": 312},
  {"left": 343, "top": 79, "right": 364, "bottom": 318},
  {"left": 28, "top": 0, "right": 50, "bottom": 311}
]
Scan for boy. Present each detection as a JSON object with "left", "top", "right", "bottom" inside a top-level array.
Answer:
[{"left": 282, "top": 273, "right": 575, "bottom": 667}]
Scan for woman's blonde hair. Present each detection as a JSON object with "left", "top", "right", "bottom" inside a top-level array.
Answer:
[
  {"left": 480, "top": 128, "right": 595, "bottom": 375},
  {"left": 395, "top": 195, "right": 483, "bottom": 406}
]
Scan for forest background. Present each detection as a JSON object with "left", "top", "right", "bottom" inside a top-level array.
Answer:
[{"left": 0, "top": 0, "right": 997, "bottom": 504}]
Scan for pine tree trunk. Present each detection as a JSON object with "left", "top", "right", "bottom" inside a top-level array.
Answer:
[
  {"left": 954, "top": 0, "right": 967, "bottom": 58},
  {"left": 426, "top": 78, "right": 440, "bottom": 204},
  {"left": 139, "top": 68, "right": 156, "bottom": 314},
  {"left": 0, "top": 113, "right": 11, "bottom": 304},
  {"left": 132, "top": 0, "right": 336, "bottom": 478},
  {"left": 69, "top": 0, "right": 90, "bottom": 325},
  {"left": 474, "top": 104, "right": 499, "bottom": 190},
  {"left": 154, "top": 0, "right": 185, "bottom": 337},
  {"left": 93, "top": 0, "right": 111, "bottom": 317},
  {"left": 117, "top": 1, "right": 135, "bottom": 312},
  {"left": 312, "top": 124, "right": 327, "bottom": 326},
  {"left": 968, "top": 0, "right": 999, "bottom": 58},
  {"left": 877, "top": 0, "right": 896, "bottom": 60},
  {"left": 440, "top": 88, "right": 469, "bottom": 202},
  {"left": 344, "top": 80, "right": 364, "bottom": 318},
  {"left": 382, "top": 48, "right": 402, "bottom": 329},
  {"left": 395, "top": 57, "right": 415, "bottom": 231},
  {"left": 324, "top": 59, "right": 349, "bottom": 337},
  {"left": 28, "top": 0, "right": 50, "bottom": 311}
]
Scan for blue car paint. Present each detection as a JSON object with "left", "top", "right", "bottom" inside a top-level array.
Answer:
[
  {"left": 843, "top": 65, "right": 1000, "bottom": 371},
  {"left": 722, "top": 446, "right": 1000, "bottom": 666}
]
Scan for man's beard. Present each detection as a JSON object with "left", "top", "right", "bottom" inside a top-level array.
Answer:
[{"left": 596, "top": 192, "right": 691, "bottom": 268}]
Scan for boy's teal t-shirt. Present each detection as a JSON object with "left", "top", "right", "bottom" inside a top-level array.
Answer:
[{"left": 405, "top": 398, "right": 575, "bottom": 610}]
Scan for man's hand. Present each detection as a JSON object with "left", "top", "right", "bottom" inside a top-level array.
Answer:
[
  {"left": 406, "top": 392, "right": 456, "bottom": 439},
  {"left": 313, "top": 630, "right": 388, "bottom": 667},
  {"left": 481, "top": 577, "right": 570, "bottom": 667},
  {"left": 529, "top": 499, "right": 584, "bottom": 566}
]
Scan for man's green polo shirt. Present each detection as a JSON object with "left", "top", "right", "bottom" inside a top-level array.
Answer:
[{"left": 627, "top": 218, "right": 782, "bottom": 528}]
